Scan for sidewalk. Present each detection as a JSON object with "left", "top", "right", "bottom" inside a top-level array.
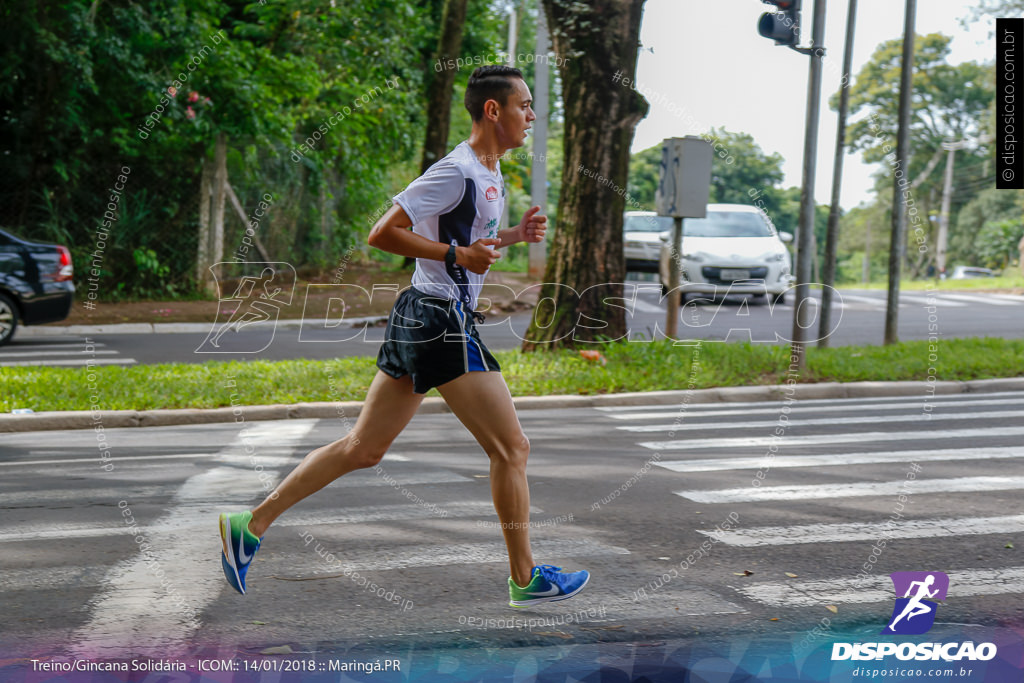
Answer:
[{"left": 3, "top": 377, "right": 1023, "bottom": 433}]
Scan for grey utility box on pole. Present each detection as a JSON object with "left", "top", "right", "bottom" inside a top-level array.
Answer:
[
  {"left": 656, "top": 136, "right": 713, "bottom": 218},
  {"left": 656, "top": 136, "right": 712, "bottom": 339}
]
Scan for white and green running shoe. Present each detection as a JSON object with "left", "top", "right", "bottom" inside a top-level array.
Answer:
[{"left": 219, "top": 511, "right": 262, "bottom": 595}]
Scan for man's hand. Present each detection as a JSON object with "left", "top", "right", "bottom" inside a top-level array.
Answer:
[
  {"left": 517, "top": 205, "right": 547, "bottom": 243},
  {"left": 456, "top": 239, "right": 502, "bottom": 274}
]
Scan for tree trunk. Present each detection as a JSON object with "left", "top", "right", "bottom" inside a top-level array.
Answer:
[
  {"left": 522, "top": 0, "right": 648, "bottom": 350},
  {"left": 403, "top": 0, "right": 470, "bottom": 270},
  {"left": 196, "top": 133, "right": 227, "bottom": 295},
  {"left": 196, "top": 153, "right": 213, "bottom": 292},
  {"left": 420, "top": 0, "right": 469, "bottom": 175},
  {"left": 211, "top": 132, "right": 227, "bottom": 283}
]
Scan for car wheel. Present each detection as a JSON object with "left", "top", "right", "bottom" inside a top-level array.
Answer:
[
  {"left": 0, "top": 292, "right": 18, "bottom": 346},
  {"left": 770, "top": 292, "right": 786, "bottom": 306}
]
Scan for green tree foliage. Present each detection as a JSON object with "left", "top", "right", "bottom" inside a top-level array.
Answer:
[
  {"left": 1, "top": 0, "right": 509, "bottom": 298},
  {"left": 954, "top": 188, "right": 1024, "bottom": 267},
  {"left": 837, "top": 33, "right": 995, "bottom": 278},
  {"left": 975, "top": 219, "right": 1024, "bottom": 270},
  {"left": 841, "top": 34, "right": 992, "bottom": 164}
]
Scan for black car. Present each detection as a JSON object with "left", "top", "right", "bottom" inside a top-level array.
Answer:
[{"left": 0, "top": 228, "right": 75, "bottom": 345}]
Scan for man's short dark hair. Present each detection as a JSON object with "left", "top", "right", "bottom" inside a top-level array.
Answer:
[{"left": 465, "top": 65, "right": 524, "bottom": 122}]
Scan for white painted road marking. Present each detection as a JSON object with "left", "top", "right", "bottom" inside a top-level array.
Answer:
[
  {"left": 654, "top": 446, "right": 1024, "bottom": 473},
  {"left": 281, "top": 538, "right": 630, "bottom": 576},
  {"left": 699, "top": 514, "right": 1024, "bottom": 547},
  {"left": 71, "top": 420, "right": 317, "bottom": 656},
  {"left": 735, "top": 566, "right": 1024, "bottom": 607},
  {"left": 0, "top": 501, "right": 503, "bottom": 543},
  {"left": 640, "top": 426, "right": 1024, "bottom": 451},
  {"left": 618, "top": 409, "right": 1024, "bottom": 432},
  {"left": 675, "top": 475, "right": 1024, "bottom": 504}
]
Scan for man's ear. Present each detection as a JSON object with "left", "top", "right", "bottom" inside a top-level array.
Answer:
[{"left": 484, "top": 98, "right": 500, "bottom": 121}]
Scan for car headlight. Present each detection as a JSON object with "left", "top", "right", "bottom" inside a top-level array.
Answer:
[
  {"left": 765, "top": 253, "right": 786, "bottom": 262},
  {"left": 683, "top": 253, "right": 705, "bottom": 262}
]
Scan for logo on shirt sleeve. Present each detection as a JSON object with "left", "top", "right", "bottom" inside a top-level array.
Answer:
[{"left": 485, "top": 186, "right": 499, "bottom": 201}]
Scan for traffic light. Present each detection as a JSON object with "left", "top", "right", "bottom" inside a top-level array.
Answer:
[{"left": 758, "top": 0, "right": 801, "bottom": 47}]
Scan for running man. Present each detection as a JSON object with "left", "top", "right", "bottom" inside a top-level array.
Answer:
[
  {"left": 888, "top": 574, "right": 940, "bottom": 630},
  {"left": 219, "top": 65, "right": 589, "bottom": 608}
]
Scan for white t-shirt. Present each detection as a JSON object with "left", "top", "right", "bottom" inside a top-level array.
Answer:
[{"left": 393, "top": 141, "right": 505, "bottom": 309}]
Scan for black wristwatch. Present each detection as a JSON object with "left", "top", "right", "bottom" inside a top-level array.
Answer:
[{"left": 445, "top": 244, "right": 457, "bottom": 269}]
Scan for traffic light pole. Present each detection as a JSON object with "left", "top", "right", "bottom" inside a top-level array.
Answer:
[
  {"left": 790, "top": 0, "right": 826, "bottom": 371},
  {"left": 819, "top": 0, "right": 857, "bottom": 347}
]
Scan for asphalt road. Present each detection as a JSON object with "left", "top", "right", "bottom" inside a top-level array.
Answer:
[
  {"left": 2, "top": 390, "right": 1022, "bottom": 679},
  {"left": 4, "top": 285, "right": 1022, "bottom": 367}
]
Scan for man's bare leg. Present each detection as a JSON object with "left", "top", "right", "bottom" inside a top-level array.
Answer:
[
  {"left": 249, "top": 371, "right": 424, "bottom": 537},
  {"left": 436, "top": 371, "right": 535, "bottom": 587}
]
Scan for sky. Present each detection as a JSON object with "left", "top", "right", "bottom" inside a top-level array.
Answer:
[{"left": 631, "top": 0, "right": 998, "bottom": 210}]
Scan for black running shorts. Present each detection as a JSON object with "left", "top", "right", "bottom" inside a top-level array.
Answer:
[{"left": 376, "top": 287, "right": 501, "bottom": 394}]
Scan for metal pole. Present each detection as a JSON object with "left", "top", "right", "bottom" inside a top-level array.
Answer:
[
  {"left": 790, "top": 0, "right": 826, "bottom": 370},
  {"left": 819, "top": 0, "right": 857, "bottom": 347},
  {"left": 529, "top": 7, "right": 549, "bottom": 278},
  {"left": 500, "top": 2, "right": 518, "bottom": 234},
  {"left": 884, "top": 0, "right": 917, "bottom": 345}
]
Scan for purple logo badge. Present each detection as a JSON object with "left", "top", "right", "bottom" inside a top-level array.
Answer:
[{"left": 881, "top": 571, "right": 949, "bottom": 635}]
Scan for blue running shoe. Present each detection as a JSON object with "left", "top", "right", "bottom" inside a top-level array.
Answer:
[
  {"left": 219, "top": 511, "right": 261, "bottom": 595},
  {"left": 508, "top": 564, "right": 590, "bottom": 608}
]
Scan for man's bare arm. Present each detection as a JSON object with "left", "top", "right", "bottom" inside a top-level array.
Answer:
[{"left": 368, "top": 204, "right": 500, "bottom": 275}]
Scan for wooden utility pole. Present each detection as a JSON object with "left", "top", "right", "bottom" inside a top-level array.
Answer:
[{"left": 936, "top": 139, "right": 965, "bottom": 278}]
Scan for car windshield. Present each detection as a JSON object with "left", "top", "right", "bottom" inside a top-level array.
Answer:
[
  {"left": 683, "top": 211, "right": 773, "bottom": 237},
  {"left": 624, "top": 215, "right": 673, "bottom": 234}
]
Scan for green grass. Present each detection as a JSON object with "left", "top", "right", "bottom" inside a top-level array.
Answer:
[
  {"left": 848, "top": 273, "right": 1024, "bottom": 291},
  {"left": 4, "top": 337, "right": 1023, "bottom": 412}
]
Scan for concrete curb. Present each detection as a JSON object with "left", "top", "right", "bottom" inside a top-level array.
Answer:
[
  {"left": 3, "top": 377, "right": 1023, "bottom": 433},
  {"left": 15, "top": 315, "right": 389, "bottom": 338}
]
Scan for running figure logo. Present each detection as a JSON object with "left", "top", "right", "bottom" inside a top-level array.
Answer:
[
  {"left": 881, "top": 571, "right": 949, "bottom": 635},
  {"left": 196, "top": 262, "right": 295, "bottom": 353}
]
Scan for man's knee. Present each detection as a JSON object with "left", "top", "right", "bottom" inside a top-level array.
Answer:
[
  {"left": 352, "top": 443, "right": 388, "bottom": 469},
  {"left": 326, "top": 433, "right": 386, "bottom": 470},
  {"left": 488, "top": 434, "right": 530, "bottom": 468}
]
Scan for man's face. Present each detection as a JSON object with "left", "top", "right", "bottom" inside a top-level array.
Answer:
[{"left": 493, "top": 78, "right": 535, "bottom": 149}]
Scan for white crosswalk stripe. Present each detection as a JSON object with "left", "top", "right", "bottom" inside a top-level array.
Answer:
[
  {"left": 602, "top": 397, "right": 1019, "bottom": 421},
  {"left": 0, "top": 338, "right": 136, "bottom": 366},
  {"left": 639, "top": 425, "right": 1024, "bottom": 451},
  {"left": 675, "top": 475, "right": 1024, "bottom": 504},
  {"left": 699, "top": 515, "right": 1024, "bottom": 547},
  {"left": 899, "top": 294, "right": 967, "bottom": 307},
  {"left": 938, "top": 293, "right": 1023, "bottom": 306},
  {"left": 655, "top": 446, "right": 1023, "bottom": 473},
  {"left": 735, "top": 567, "right": 1024, "bottom": 607},
  {"left": 618, "top": 408, "right": 1024, "bottom": 432}
]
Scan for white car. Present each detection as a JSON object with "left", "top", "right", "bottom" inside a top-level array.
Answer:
[
  {"left": 624, "top": 211, "right": 674, "bottom": 274},
  {"left": 658, "top": 204, "right": 794, "bottom": 304}
]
